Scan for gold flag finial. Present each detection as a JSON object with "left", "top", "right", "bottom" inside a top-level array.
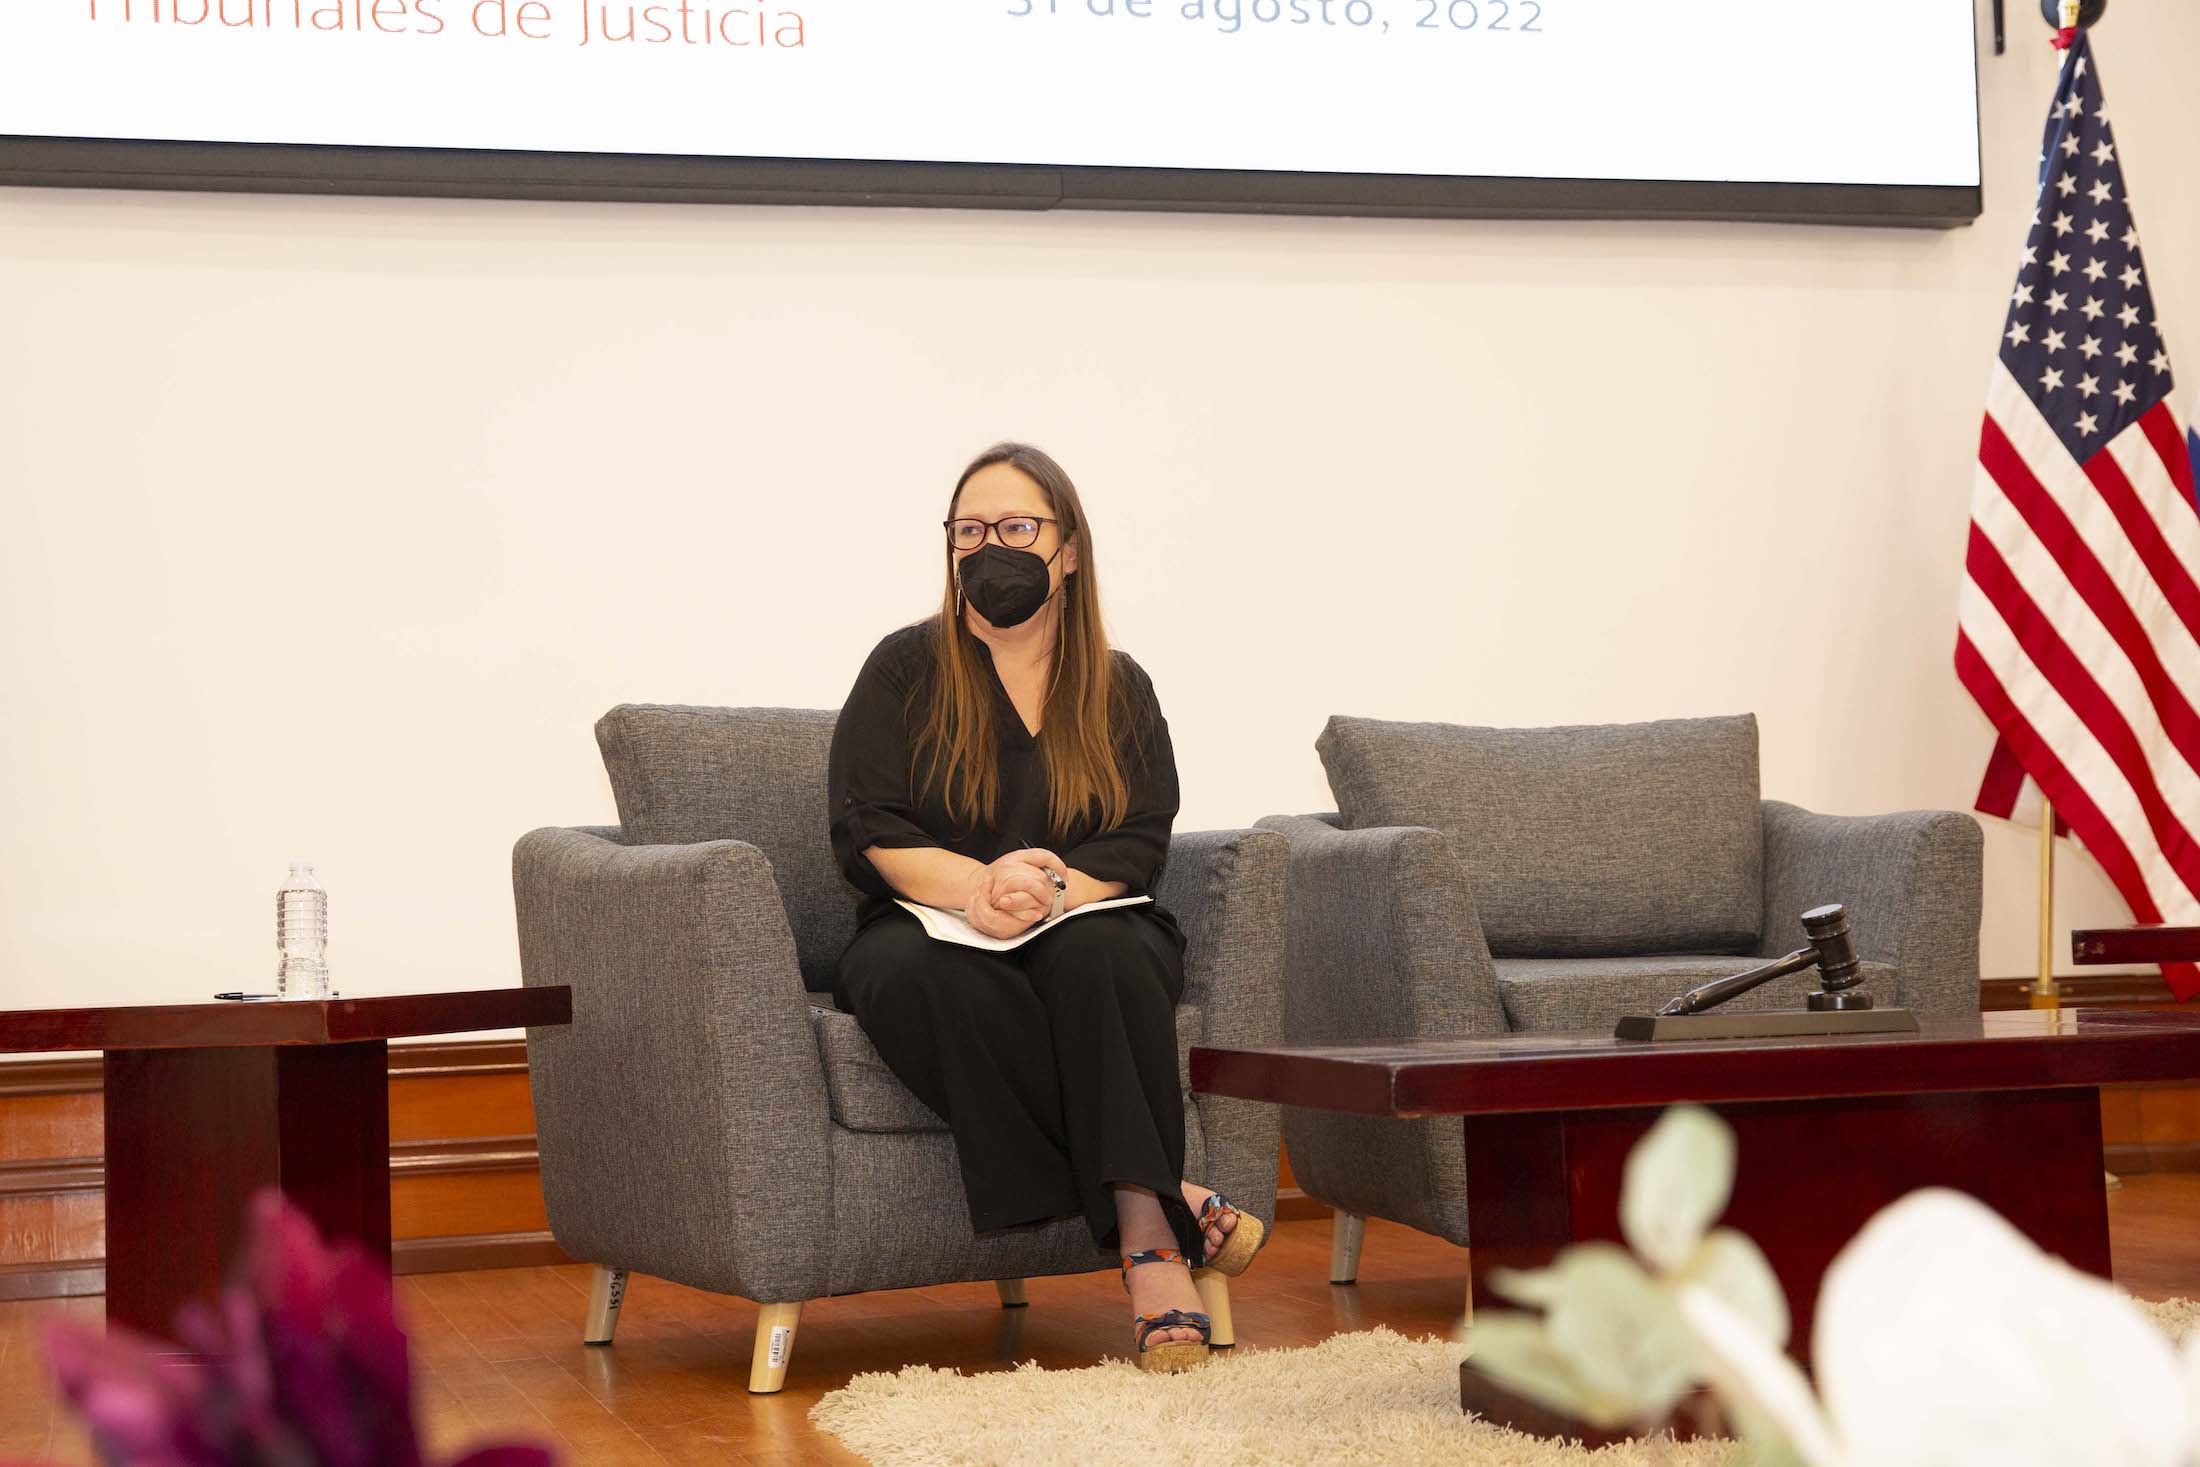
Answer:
[{"left": 2053, "top": 0, "right": 2082, "bottom": 50}]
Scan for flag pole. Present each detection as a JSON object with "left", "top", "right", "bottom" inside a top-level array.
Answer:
[{"left": 2033, "top": 797, "right": 2061, "bottom": 1008}]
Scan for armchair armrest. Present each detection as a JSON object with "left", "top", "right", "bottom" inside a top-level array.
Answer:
[
  {"left": 1157, "top": 828, "right": 1288, "bottom": 1029},
  {"left": 1253, "top": 812, "right": 1489, "bottom": 1243},
  {"left": 1155, "top": 828, "right": 1289, "bottom": 1218},
  {"left": 1255, "top": 814, "right": 1506, "bottom": 1042},
  {"left": 1758, "top": 801, "right": 1984, "bottom": 1016},
  {"left": 513, "top": 826, "right": 832, "bottom": 1301}
]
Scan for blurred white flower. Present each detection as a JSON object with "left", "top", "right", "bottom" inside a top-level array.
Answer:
[
  {"left": 1470, "top": 1244, "right": 1699, "bottom": 1427},
  {"left": 1681, "top": 1188, "right": 2193, "bottom": 1467},
  {"left": 1622, "top": 1098, "right": 1737, "bottom": 1271},
  {"left": 1675, "top": 1286, "right": 1839, "bottom": 1467},
  {"left": 1470, "top": 1105, "right": 2200, "bottom": 1464}
]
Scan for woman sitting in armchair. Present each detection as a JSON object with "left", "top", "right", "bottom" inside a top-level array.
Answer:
[{"left": 827, "top": 441, "right": 1264, "bottom": 1375}]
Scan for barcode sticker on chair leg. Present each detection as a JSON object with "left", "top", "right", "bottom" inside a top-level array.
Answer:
[{"left": 768, "top": 1326, "right": 792, "bottom": 1368}]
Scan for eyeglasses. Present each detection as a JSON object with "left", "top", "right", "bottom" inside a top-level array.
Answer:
[{"left": 943, "top": 515, "right": 1057, "bottom": 551}]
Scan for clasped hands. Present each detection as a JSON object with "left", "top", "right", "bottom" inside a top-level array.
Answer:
[{"left": 964, "top": 847, "right": 1066, "bottom": 940}]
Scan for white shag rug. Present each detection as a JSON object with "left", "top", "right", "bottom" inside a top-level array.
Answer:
[{"left": 809, "top": 1301, "right": 2200, "bottom": 1466}]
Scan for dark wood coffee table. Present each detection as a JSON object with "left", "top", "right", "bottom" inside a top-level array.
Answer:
[
  {"left": 0, "top": 988, "right": 570, "bottom": 1336},
  {"left": 1192, "top": 1010, "right": 2200, "bottom": 1368}
]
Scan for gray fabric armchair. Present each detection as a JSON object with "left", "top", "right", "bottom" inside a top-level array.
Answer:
[
  {"left": 513, "top": 704, "right": 1287, "bottom": 1391},
  {"left": 1256, "top": 712, "right": 1983, "bottom": 1280}
]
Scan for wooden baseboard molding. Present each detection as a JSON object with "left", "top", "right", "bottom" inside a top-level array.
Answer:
[
  {"left": 1275, "top": 1186, "right": 1323, "bottom": 1223},
  {"left": 1, "top": 1137, "right": 543, "bottom": 1205},
  {"left": 0, "top": 1230, "right": 576, "bottom": 1305},
  {"left": 0, "top": 1155, "right": 101, "bottom": 1197},
  {"left": 0, "top": 1258, "right": 103, "bottom": 1303},
  {"left": 2106, "top": 1141, "right": 2200, "bottom": 1175},
  {"left": 0, "top": 1057, "right": 104, "bottom": 1099},
  {"left": 394, "top": 1229, "right": 575, "bottom": 1275}
]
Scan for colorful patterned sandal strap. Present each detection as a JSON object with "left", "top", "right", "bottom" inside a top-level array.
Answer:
[
  {"left": 1198, "top": 1191, "right": 1239, "bottom": 1224},
  {"left": 1120, "top": 1247, "right": 1185, "bottom": 1270},
  {"left": 1119, "top": 1247, "right": 1186, "bottom": 1289},
  {"left": 1133, "top": 1309, "right": 1213, "bottom": 1351}
]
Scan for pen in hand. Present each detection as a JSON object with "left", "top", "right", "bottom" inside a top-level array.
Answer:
[{"left": 1004, "top": 834, "right": 1054, "bottom": 921}]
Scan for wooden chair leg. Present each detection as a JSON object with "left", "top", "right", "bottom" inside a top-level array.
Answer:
[
  {"left": 1330, "top": 1210, "right": 1366, "bottom": 1285},
  {"left": 748, "top": 1301, "right": 805, "bottom": 1394},
  {"left": 1192, "top": 1268, "right": 1235, "bottom": 1349},
  {"left": 994, "top": 1278, "right": 1028, "bottom": 1308},
  {"left": 583, "top": 1265, "right": 628, "bottom": 1346}
]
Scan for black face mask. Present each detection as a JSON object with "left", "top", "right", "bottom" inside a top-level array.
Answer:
[{"left": 957, "top": 543, "right": 1062, "bottom": 628}]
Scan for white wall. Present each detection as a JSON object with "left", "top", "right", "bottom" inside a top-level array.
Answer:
[{"left": 4, "top": 1, "right": 2197, "bottom": 1035}]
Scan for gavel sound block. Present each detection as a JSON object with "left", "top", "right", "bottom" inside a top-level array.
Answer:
[{"left": 1613, "top": 903, "right": 1921, "bottom": 1041}]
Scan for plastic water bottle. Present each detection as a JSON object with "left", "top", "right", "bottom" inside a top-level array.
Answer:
[{"left": 276, "top": 862, "right": 330, "bottom": 1000}]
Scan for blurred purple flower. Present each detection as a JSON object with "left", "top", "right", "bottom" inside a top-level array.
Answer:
[{"left": 18, "top": 1189, "right": 554, "bottom": 1467}]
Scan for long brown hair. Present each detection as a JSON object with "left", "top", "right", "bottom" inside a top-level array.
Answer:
[{"left": 915, "top": 442, "right": 1132, "bottom": 840}]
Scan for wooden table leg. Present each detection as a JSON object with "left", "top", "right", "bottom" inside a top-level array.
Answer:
[
  {"left": 1463, "top": 1087, "right": 2109, "bottom": 1371},
  {"left": 103, "top": 1041, "right": 391, "bottom": 1336}
]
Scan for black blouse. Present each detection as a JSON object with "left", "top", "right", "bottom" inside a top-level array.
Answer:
[{"left": 827, "top": 620, "right": 1182, "bottom": 932}]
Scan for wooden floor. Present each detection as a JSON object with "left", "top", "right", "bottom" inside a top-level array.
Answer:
[{"left": 7, "top": 1176, "right": 2200, "bottom": 1465}]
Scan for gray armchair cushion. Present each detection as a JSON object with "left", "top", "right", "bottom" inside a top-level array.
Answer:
[
  {"left": 1493, "top": 954, "right": 1900, "bottom": 1032},
  {"left": 806, "top": 1003, "right": 947, "bottom": 1134},
  {"left": 807, "top": 998, "right": 1206, "bottom": 1138},
  {"left": 594, "top": 704, "right": 855, "bottom": 992},
  {"left": 1316, "top": 713, "right": 1763, "bottom": 957},
  {"left": 825, "top": 1130, "right": 1143, "bottom": 1295}
]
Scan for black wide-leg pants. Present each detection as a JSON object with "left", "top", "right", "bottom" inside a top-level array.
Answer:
[{"left": 830, "top": 908, "right": 1207, "bottom": 1264}]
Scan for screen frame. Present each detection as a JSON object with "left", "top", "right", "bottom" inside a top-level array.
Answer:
[{"left": 0, "top": 134, "right": 1986, "bottom": 227}]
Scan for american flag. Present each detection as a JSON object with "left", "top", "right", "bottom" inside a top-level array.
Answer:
[
  {"left": 1955, "top": 34, "right": 2200, "bottom": 998},
  {"left": 2191, "top": 382, "right": 2199, "bottom": 487}
]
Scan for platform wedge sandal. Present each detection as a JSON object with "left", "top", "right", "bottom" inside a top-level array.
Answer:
[
  {"left": 1193, "top": 1189, "right": 1267, "bottom": 1279},
  {"left": 1119, "top": 1248, "right": 1212, "bottom": 1374}
]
